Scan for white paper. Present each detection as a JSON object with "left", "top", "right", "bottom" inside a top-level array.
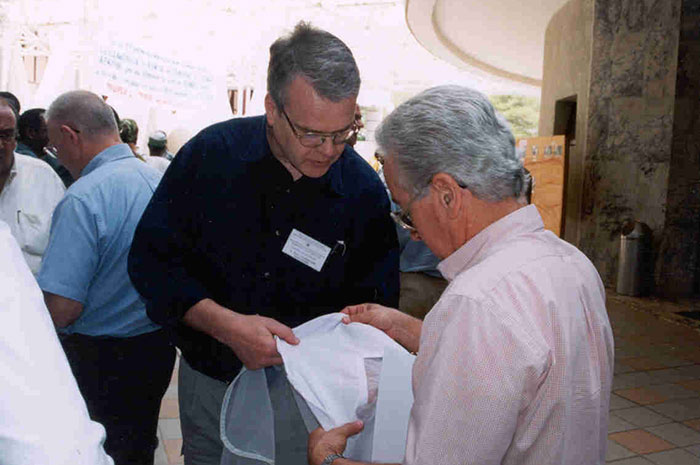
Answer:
[
  {"left": 371, "top": 345, "right": 416, "bottom": 463},
  {"left": 281, "top": 228, "right": 331, "bottom": 272}
]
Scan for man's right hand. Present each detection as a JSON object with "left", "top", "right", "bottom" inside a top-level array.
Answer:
[
  {"left": 341, "top": 303, "right": 422, "bottom": 354},
  {"left": 341, "top": 303, "right": 398, "bottom": 339},
  {"left": 183, "top": 299, "right": 299, "bottom": 370},
  {"left": 223, "top": 313, "right": 299, "bottom": 370}
]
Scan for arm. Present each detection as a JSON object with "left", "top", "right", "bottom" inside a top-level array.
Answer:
[
  {"left": 183, "top": 298, "right": 298, "bottom": 370},
  {"left": 128, "top": 136, "right": 298, "bottom": 369},
  {"left": 36, "top": 195, "right": 97, "bottom": 326},
  {"left": 342, "top": 303, "right": 422, "bottom": 354},
  {"left": 44, "top": 292, "right": 83, "bottom": 328}
]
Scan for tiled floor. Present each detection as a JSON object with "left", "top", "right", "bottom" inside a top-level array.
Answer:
[{"left": 151, "top": 293, "right": 700, "bottom": 465}]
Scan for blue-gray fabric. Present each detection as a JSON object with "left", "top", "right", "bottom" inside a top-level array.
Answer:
[{"left": 38, "top": 143, "right": 161, "bottom": 337}]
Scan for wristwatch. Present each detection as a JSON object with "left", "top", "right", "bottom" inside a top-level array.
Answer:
[{"left": 321, "top": 453, "right": 344, "bottom": 465}]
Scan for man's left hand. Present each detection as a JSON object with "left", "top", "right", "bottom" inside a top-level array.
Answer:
[{"left": 308, "top": 421, "right": 364, "bottom": 465}]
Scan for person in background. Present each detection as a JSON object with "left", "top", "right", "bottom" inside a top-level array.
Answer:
[
  {"left": 119, "top": 118, "right": 144, "bottom": 159},
  {"left": 0, "top": 91, "right": 20, "bottom": 114},
  {"left": 38, "top": 90, "right": 175, "bottom": 465},
  {"left": 147, "top": 130, "right": 175, "bottom": 160},
  {"left": 0, "top": 219, "right": 113, "bottom": 465},
  {"left": 0, "top": 99, "right": 65, "bottom": 275},
  {"left": 16, "top": 107, "right": 74, "bottom": 187},
  {"left": 308, "top": 85, "right": 613, "bottom": 465},
  {"left": 128, "top": 22, "right": 399, "bottom": 465}
]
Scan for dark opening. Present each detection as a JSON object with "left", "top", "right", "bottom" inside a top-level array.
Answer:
[{"left": 553, "top": 95, "right": 577, "bottom": 238}]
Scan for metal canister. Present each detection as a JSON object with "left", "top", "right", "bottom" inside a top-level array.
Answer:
[{"left": 616, "top": 221, "right": 652, "bottom": 296}]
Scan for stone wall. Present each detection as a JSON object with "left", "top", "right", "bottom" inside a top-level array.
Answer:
[
  {"left": 540, "top": 0, "right": 700, "bottom": 294},
  {"left": 656, "top": 0, "right": 700, "bottom": 296},
  {"left": 579, "top": 0, "right": 682, "bottom": 286}
]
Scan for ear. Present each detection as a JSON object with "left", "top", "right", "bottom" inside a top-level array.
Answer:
[
  {"left": 59, "top": 125, "right": 79, "bottom": 144},
  {"left": 264, "top": 94, "right": 278, "bottom": 126},
  {"left": 431, "top": 172, "right": 463, "bottom": 219}
]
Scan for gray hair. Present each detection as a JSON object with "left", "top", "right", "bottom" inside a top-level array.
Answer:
[
  {"left": 376, "top": 85, "right": 526, "bottom": 202},
  {"left": 267, "top": 21, "right": 360, "bottom": 109},
  {"left": 46, "top": 90, "right": 118, "bottom": 138}
]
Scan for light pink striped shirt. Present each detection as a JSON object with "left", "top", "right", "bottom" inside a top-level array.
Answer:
[{"left": 404, "top": 205, "right": 614, "bottom": 465}]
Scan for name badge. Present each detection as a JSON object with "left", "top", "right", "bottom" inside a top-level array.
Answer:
[{"left": 282, "top": 228, "right": 331, "bottom": 272}]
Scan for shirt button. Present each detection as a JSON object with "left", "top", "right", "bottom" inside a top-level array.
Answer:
[
  {"left": 275, "top": 230, "right": 281, "bottom": 237},
  {"left": 285, "top": 188, "right": 290, "bottom": 194},
  {"left": 263, "top": 272, "right": 271, "bottom": 279}
]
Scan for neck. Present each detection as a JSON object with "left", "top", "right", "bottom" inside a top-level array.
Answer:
[
  {"left": 457, "top": 198, "right": 522, "bottom": 248},
  {"left": 73, "top": 137, "right": 122, "bottom": 178}
]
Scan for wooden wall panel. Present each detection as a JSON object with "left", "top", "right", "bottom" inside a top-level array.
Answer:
[{"left": 517, "top": 135, "right": 567, "bottom": 236}]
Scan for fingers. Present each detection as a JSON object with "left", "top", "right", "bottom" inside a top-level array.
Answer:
[
  {"left": 265, "top": 318, "right": 299, "bottom": 345},
  {"left": 340, "top": 304, "right": 375, "bottom": 324},
  {"left": 331, "top": 420, "right": 364, "bottom": 438}
]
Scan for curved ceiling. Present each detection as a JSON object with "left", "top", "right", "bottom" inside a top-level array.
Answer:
[{"left": 406, "top": 0, "right": 569, "bottom": 87}]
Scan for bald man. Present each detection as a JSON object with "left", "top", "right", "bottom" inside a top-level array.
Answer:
[{"left": 38, "top": 90, "right": 176, "bottom": 465}]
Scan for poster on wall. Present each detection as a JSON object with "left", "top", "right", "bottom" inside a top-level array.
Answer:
[
  {"left": 517, "top": 135, "right": 567, "bottom": 237},
  {"left": 93, "top": 40, "right": 219, "bottom": 110}
]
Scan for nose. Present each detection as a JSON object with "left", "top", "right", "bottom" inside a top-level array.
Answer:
[{"left": 318, "top": 137, "right": 338, "bottom": 159}]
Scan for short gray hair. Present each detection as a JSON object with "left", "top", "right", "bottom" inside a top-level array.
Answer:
[
  {"left": 376, "top": 85, "right": 526, "bottom": 202},
  {"left": 267, "top": 21, "right": 360, "bottom": 108},
  {"left": 46, "top": 90, "right": 118, "bottom": 138}
]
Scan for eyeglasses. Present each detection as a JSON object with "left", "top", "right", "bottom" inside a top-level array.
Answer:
[
  {"left": 281, "top": 108, "right": 358, "bottom": 148},
  {"left": 390, "top": 192, "right": 423, "bottom": 233}
]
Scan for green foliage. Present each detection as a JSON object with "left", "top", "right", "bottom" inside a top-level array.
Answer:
[{"left": 488, "top": 95, "right": 540, "bottom": 139}]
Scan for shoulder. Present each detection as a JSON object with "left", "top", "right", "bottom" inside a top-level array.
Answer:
[
  {"left": 15, "top": 153, "right": 65, "bottom": 189},
  {"left": 15, "top": 152, "right": 55, "bottom": 174},
  {"left": 185, "top": 115, "right": 265, "bottom": 160},
  {"left": 336, "top": 148, "right": 386, "bottom": 200}
]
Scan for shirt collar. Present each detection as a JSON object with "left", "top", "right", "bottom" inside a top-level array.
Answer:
[
  {"left": 437, "top": 205, "right": 544, "bottom": 281},
  {"left": 252, "top": 117, "right": 345, "bottom": 197},
  {"left": 80, "top": 144, "right": 135, "bottom": 178}
]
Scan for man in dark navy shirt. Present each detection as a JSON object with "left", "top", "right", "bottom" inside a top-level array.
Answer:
[{"left": 128, "top": 22, "right": 399, "bottom": 465}]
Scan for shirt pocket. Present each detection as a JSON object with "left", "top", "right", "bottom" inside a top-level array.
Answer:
[{"left": 16, "top": 211, "right": 49, "bottom": 255}]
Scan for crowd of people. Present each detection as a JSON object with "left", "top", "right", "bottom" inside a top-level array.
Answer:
[{"left": 1, "top": 20, "right": 613, "bottom": 465}]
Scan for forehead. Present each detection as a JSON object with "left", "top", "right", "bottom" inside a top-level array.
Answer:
[
  {"left": 0, "top": 107, "right": 15, "bottom": 128},
  {"left": 284, "top": 76, "right": 356, "bottom": 132}
]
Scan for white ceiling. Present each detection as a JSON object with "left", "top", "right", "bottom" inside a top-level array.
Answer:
[{"left": 406, "top": 0, "right": 569, "bottom": 86}]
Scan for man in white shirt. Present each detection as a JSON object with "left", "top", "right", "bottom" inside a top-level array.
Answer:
[
  {"left": 0, "top": 219, "right": 113, "bottom": 464},
  {"left": 0, "top": 99, "right": 65, "bottom": 274}
]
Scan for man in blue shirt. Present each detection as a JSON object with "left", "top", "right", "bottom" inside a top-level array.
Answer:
[
  {"left": 38, "top": 90, "right": 175, "bottom": 465},
  {"left": 128, "top": 22, "right": 399, "bottom": 465}
]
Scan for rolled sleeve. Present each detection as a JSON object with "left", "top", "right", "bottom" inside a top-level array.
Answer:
[{"left": 37, "top": 195, "right": 99, "bottom": 303}]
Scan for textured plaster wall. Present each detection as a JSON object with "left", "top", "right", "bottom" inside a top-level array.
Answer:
[
  {"left": 656, "top": 0, "right": 700, "bottom": 296},
  {"left": 539, "top": 0, "right": 594, "bottom": 246}
]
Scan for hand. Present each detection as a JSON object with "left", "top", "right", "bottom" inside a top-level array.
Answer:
[
  {"left": 341, "top": 303, "right": 398, "bottom": 340},
  {"left": 222, "top": 313, "right": 299, "bottom": 370},
  {"left": 308, "top": 421, "right": 364, "bottom": 465}
]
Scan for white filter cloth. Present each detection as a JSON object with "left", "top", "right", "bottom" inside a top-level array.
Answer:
[{"left": 276, "top": 313, "right": 408, "bottom": 460}]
